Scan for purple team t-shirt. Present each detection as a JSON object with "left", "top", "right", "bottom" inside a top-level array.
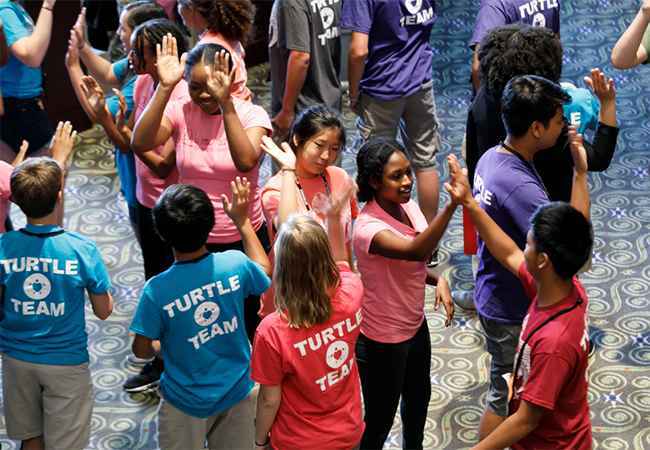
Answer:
[
  {"left": 473, "top": 147, "right": 549, "bottom": 323},
  {"left": 340, "top": 0, "right": 436, "bottom": 99},
  {"left": 471, "top": 0, "right": 561, "bottom": 48}
]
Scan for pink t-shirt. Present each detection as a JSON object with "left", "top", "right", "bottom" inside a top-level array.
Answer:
[
  {"left": 163, "top": 96, "right": 272, "bottom": 243},
  {"left": 132, "top": 76, "right": 187, "bottom": 208},
  {"left": 352, "top": 199, "right": 428, "bottom": 343},
  {"left": 258, "top": 167, "right": 360, "bottom": 318},
  {"left": 198, "top": 32, "right": 251, "bottom": 102},
  {"left": 0, "top": 162, "right": 13, "bottom": 233},
  {"left": 511, "top": 262, "right": 592, "bottom": 450},
  {"left": 250, "top": 264, "right": 365, "bottom": 450}
]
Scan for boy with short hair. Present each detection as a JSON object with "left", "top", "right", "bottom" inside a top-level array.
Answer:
[
  {"left": 1, "top": 154, "right": 114, "bottom": 450},
  {"left": 445, "top": 127, "right": 592, "bottom": 448},
  {"left": 130, "top": 178, "right": 272, "bottom": 450}
]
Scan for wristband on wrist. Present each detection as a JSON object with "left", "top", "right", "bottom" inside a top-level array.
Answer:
[
  {"left": 346, "top": 89, "right": 359, "bottom": 106},
  {"left": 78, "top": 42, "right": 86, "bottom": 50},
  {"left": 41, "top": 6, "right": 53, "bottom": 11},
  {"left": 255, "top": 437, "right": 270, "bottom": 447},
  {"left": 282, "top": 168, "right": 295, "bottom": 172}
]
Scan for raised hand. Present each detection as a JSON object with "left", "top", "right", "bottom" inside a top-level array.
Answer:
[
  {"left": 65, "top": 30, "right": 80, "bottom": 69},
  {"left": 72, "top": 7, "right": 85, "bottom": 45},
  {"left": 113, "top": 89, "right": 130, "bottom": 134},
  {"left": 260, "top": 136, "right": 296, "bottom": 171},
  {"left": 42, "top": 0, "right": 56, "bottom": 11},
  {"left": 568, "top": 126, "right": 588, "bottom": 176},
  {"left": 222, "top": 177, "right": 250, "bottom": 229},
  {"left": 79, "top": 75, "right": 106, "bottom": 115},
  {"left": 11, "top": 140, "right": 29, "bottom": 167},
  {"left": 326, "top": 181, "right": 355, "bottom": 220},
  {"left": 205, "top": 50, "right": 234, "bottom": 104},
  {"left": 50, "top": 121, "right": 77, "bottom": 166},
  {"left": 584, "top": 68, "right": 615, "bottom": 104},
  {"left": 443, "top": 154, "right": 473, "bottom": 207},
  {"left": 156, "top": 33, "right": 187, "bottom": 89},
  {"left": 434, "top": 276, "right": 455, "bottom": 327}
]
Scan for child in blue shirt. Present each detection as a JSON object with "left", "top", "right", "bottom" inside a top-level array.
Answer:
[
  {"left": 0, "top": 156, "right": 113, "bottom": 450},
  {"left": 130, "top": 178, "right": 271, "bottom": 450}
]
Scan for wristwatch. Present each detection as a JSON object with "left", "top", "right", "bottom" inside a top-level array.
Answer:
[{"left": 346, "top": 89, "right": 359, "bottom": 107}]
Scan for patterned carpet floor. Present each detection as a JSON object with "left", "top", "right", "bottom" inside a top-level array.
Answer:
[{"left": 2, "top": 0, "right": 650, "bottom": 448}]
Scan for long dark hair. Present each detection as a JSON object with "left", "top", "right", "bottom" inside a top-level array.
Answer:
[{"left": 131, "top": 19, "right": 189, "bottom": 71}]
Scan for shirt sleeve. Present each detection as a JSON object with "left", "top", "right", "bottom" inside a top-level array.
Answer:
[
  {"left": 239, "top": 102, "right": 273, "bottom": 134},
  {"left": 112, "top": 58, "right": 128, "bottom": 81},
  {"left": 521, "top": 350, "right": 573, "bottom": 410},
  {"left": 130, "top": 284, "right": 165, "bottom": 340},
  {"left": 502, "top": 181, "right": 548, "bottom": 236},
  {"left": 280, "top": 0, "right": 311, "bottom": 52},
  {"left": 261, "top": 174, "right": 283, "bottom": 233},
  {"left": 518, "top": 260, "right": 537, "bottom": 300},
  {"left": 83, "top": 242, "right": 111, "bottom": 295},
  {"left": 340, "top": 0, "right": 373, "bottom": 34},
  {"left": 0, "top": 6, "right": 29, "bottom": 47},
  {"left": 250, "top": 321, "right": 285, "bottom": 386},
  {"left": 470, "top": 1, "right": 506, "bottom": 48},
  {"left": 244, "top": 256, "right": 272, "bottom": 297},
  {"left": 642, "top": 24, "right": 650, "bottom": 65},
  {"left": 353, "top": 216, "right": 390, "bottom": 257}
]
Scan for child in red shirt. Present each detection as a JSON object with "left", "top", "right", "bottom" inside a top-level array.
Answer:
[{"left": 445, "top": 128, "right": 593, "bottom": 450}]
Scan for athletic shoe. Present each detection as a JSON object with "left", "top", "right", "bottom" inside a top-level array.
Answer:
[
  {"left": 126, "top": 353, "right": 154, "bottom": 368},
  {"left": 451, "top": 290, "right": 476, "bottom": 311},
  {"left": 123, "top": 359, "right": 163, "bottom": 393},
  {"left": 589, "top": 339, "right": 595, "bottom": 358},
  {"left": 427, "top": 248, "right": 440, "bottom": 268}
]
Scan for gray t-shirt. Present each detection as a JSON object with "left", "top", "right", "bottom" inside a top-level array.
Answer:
[{"left": 269, "top": 0, "right": 342, "bottom": 115}]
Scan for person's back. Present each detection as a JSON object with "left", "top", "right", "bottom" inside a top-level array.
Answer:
[{"left": 0, "top": 157, "right": 113, "bottom": 450}]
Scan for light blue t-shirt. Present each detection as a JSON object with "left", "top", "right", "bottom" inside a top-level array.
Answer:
[
  {"left": 0, "top": 225, "right": 111, "bottom": 365},
  {"left": 130, "top": 250, "right": 271, "bottom": 418},
  {"left": 106, "top": 58, "right": 138, "bottom": 209},
  {"left": 562, "top": 86, "right": 600, "bottom": 134},
  {"left": 0, "top": 0, "right": 42, "bottom": 98}
]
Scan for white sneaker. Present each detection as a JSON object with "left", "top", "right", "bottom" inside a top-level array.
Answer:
[
  {"left": 452, "top": 290, "right": 476, "bottom": 311},
  {"left": 126, "top": 353, "right": 155, "bottom": 368}
]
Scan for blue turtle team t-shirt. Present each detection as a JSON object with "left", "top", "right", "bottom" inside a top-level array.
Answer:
[
  {"left": 562, "top": 86, "right": 600, "bottom": 134},
  {"left": 473, "top": 148, "right": 549, "bottom": 323},
  {"left": 106, "top": 58, "right": 138, "bottom": 209},
  {"left": 340, "top": 0, "right": 436, "bottom": 99},
  {"left": 130, "top": 250, "right": 271, "bottom": 418},
  {"left": 471, "top": 0, "right": 561, "bottom": 48},
  {"left": 0, "top": 0, "right": 42, "bottom": 98},
  {"left": 0, "top": 225, "right": 111, "bottom": 365}
]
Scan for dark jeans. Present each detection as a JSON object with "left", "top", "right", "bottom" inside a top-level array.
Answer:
[
  {"left": 137, "top": 201, "right": 174, "bottom": 281},
  {"left": 356, "top": 320, "right": 431, "bottom": 450},
  {"left": 1, "top": 96, "right": 54, "bottom": 154},
  {"left": 206, "top": 223, "right": 271, "bottom": 345}
]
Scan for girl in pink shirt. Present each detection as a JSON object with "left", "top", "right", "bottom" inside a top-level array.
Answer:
[
  {"left": 251, "top": 187, "right": 364, "bottom": 450},
  {"left": 352, "top": 137, "right": 456, "bottom": 449},
  {"left": 259, "top": 106, "right": 359, "bottom": 318},
  {"left": 176, "top": 0, "right": 254, "bottom": 101},
  {"left": 131, "top": 37, "right": 272, "bottom": 343}
]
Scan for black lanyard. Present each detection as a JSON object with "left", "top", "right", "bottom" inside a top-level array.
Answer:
[
  {"left": 509, "top": 296, "right": 584, "bottom": 413},
  {"left": 19, "top": 228, "right": 66, "bottom": 238},
  {"left": 294, "top": 173, "right": 332, "bottom": 218},
  {"left": 499, "top": 141, "right": 550, "bottom": 200},
  {"left": 174, "top": 251, "right": 211, "bottom": 265}
]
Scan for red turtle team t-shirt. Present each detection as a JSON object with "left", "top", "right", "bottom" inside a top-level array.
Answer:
[
  {"left": 511, "top": 262, "right": 592, "bottom": 449},
  {"left": 250, "top": 264, "right": 364, "bottom": 450}
]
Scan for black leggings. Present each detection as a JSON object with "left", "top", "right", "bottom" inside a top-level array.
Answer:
[
  {"left": 356, "top": 320, "right": 431, "bottom": 450},
  {"left": 137, "top": 202, "right": 174, "bottom": 281},
  {"left": 206, "top": 223, "right": 271, "bottom": 345}
]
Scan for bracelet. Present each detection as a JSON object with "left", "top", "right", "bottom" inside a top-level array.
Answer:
[
  {"left": 346, "top": 89, "right": 359, "bottom": 104},
  {"left": 41, "top": 6, "right": 53, "bottom": 11},
  {"left": 255, "top": 438, "right": 270, "bottom": 447},
  {"left": 78, "top": 42, "right": 86, "bottom": 50},
  {"left": 282, "top": 168, "right": 295, "bottom": 172}
]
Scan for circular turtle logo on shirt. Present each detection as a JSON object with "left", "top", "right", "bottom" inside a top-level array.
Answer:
[
  {"left": 23, "top": 274, "right": 51, "bottom": 300},
  {"left": 326, "top": 341, "right": 349, "bottom": 369},
  {"left": 320, "top": 7, "right": 334, "bottom": 29},
  {"left": 532, "top": 12, "right": 546, "bottom": 27},
  {"left": 404, "top": 0, "right": 422, "bottom": 15},
  {"left": 194, "top": 302, "right": 220, "bottom": 326}
]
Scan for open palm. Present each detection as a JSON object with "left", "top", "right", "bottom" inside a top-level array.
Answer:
[
  {"left": 205, "top": 50, "right": 235, "bottom": 104},
  {"left": 157, "top": 34, "right": 187, "bottom": 88}
]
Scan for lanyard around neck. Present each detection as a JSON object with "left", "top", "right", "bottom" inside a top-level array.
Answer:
[
  {"left": 19, "top": 228, "right": 66, "bottom": 238},
  {"left": 293, "top": 173, "right": 332, "bottom": 218},
  {"left": 499, "top": 141, "right": 549, "bottom": 200}
]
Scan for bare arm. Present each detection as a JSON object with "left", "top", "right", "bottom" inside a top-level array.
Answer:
[
  {"left": 66, "top": 32, "right": 101, "bottom": 123},
  {"left": 426, "top": 271, "right": 454, "bottom": 327},
  {"left": 260, "top": 136, "right": 298, "bottom": 229},
  {"left": 135, "top": 140, "right": 177, "bottom": 179},
  {"left": 132, "top": 334, "right": 162, "bottom": 359},
  {"left": 72, "top": 8, "right": 119, "bottom": 84},
  {"left": 347, "top": 31, "right": 368, "bottom": 115},
  {"left": 583, "top": 68, "right": 616, "bottom": 127},
  {"left": 88, "top": 291, "right": 113, "bottom": 320},
  {"left": 611, "top": 0, "right": 650, "bottom": 69},
  {"left": 471, "top": 400, "right": 544, "bottom": 450},
  {"left": 255, "top": 384, "right": 282, "bottom": 450},
  {"left": 445, "top": 154, "right": 524, "bottom": 276},
  {"left": 369, "top": 201, "right": 457, "bottom": 261},
  {"left": 471, "top": 43, "right": 481, "bottom": 92},
  {"left": 222, "top": 177, "right": 272, "bottom": 277},
  {"left": 272, "top": 50, "right": 310, "bottom": 135},
  {"left": 8, "top": 0, "right": 56, "bottom": 68},
  {"left": 326, "top": 184, "right": 354, "bottom": 266},
  {"left": 568, "top": 128, "right": 591, "bottom": 221}
]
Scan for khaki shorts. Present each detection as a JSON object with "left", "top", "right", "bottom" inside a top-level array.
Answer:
[
  {"left": 157, "top": 392, "right": 254, "bottom": 450},
  {"left": 1, "top": 353, "right": 93, "bottom": 449},
  {"left": 353, "top": 80, "right": 441, "bottom": 171}
]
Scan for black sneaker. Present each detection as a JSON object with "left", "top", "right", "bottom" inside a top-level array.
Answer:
[
  {"left": 589, "top": 339, "right": 595, "bottom": 358},
  {"left": 427, "top": 248, "right": 440, "bottom": 268},
  {"left": 123, "top": 358, "right": 164, "bottom": 393}
]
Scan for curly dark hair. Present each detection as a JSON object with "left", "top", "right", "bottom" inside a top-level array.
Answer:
[
  {"left": 478, "top": 23, "right": 563, "bottom": 100},
  {"left": 132, "top": 19, "right": 189, "bottom": 71},
  {"left": 356, "top": 137, "right": 409, "bottom": 203},
  {"left": 182, "top": 0, "right": 256, "bottom": 44}
]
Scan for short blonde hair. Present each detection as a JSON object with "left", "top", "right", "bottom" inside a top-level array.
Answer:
[
  {"left": 274, "top": 214, "right": 340, "bottom": 329},
  {"left": 10, "top": 157, "right": 64, "bottom": 219}
]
